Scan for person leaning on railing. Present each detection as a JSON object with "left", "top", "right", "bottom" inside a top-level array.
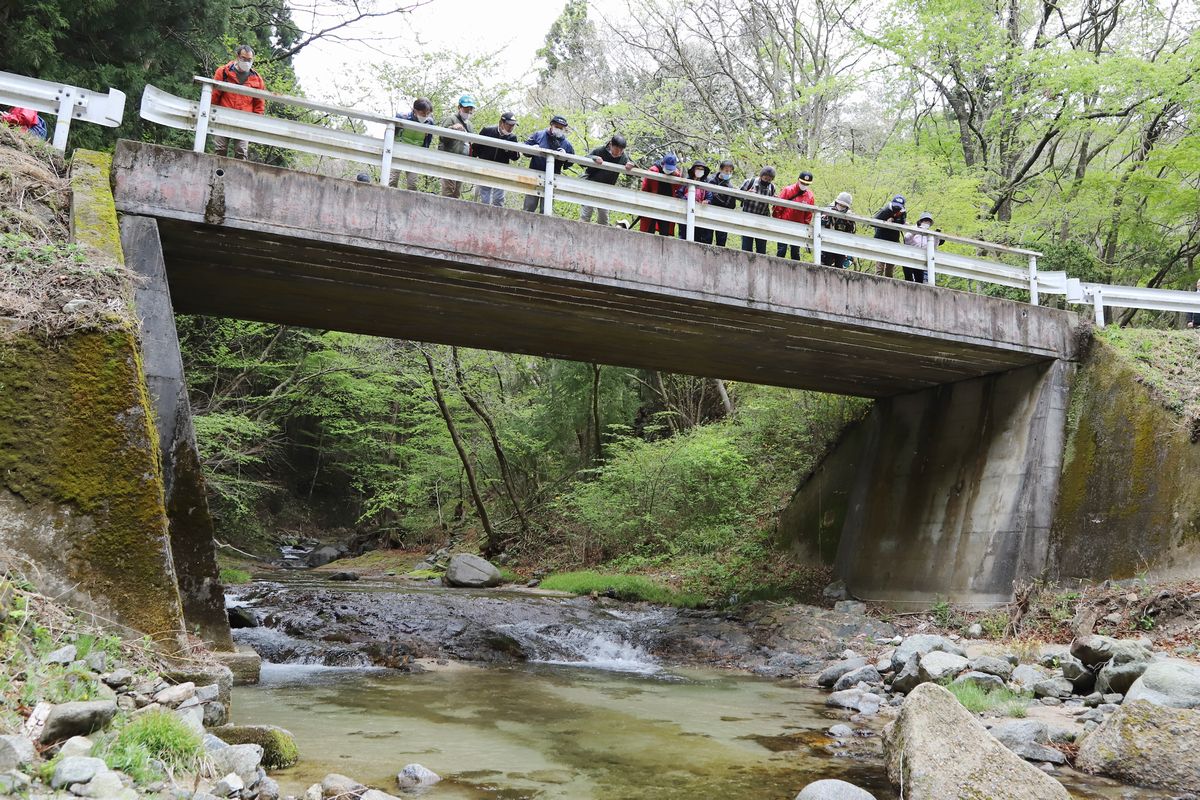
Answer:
[
  {"left": 675, "top": 162, "right": 713, "bottom": 243},
  {"left": 639, "top": 153, "right": 683, "bottom": 237},
  {"left": 581, "top": 134, "right": 636, "bottom": 225},
  {"left": 522, "top": 115, "right": 575, "bottom": 214},
  {"left": 389, "top": 97, "right": 435, "bottom": 190},
  {"left": 902, "top": 212, "right": 944, "bottom": 283},
  {"left": 773, "top": 170, "right": 815, "bottom": 261},
  {"left": 1187, "top": 279, "right": 1200, "bottom": 329},
  {"left": 739, "top": 166, "right": 777, "bottom": 254},
  {"left": 472, "top": 111, "right": 520, "bottom": 207},
  {"left": 820, "top": 192, "right": 856, "bottom": 269},
  {"left": 438, "top": 94, "right": 477, "bottom": 199},
  {"left": 706, "top": 160, "right": 737, "bottom": 247},
  {"left": 872, "top": 195, "right": 907, "bottom": 278},
  {"left": 210, "top": 45, "right": 265, "bottom": 160}
]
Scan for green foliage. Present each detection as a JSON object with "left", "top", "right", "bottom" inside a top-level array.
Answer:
[
  {"left": 946, "top": 682, "right": 1030, "bottom": 717},
  {"left": 94, "top": 710, "right": 203, "bottom": 783},
  {"left": 219, "top": 568, "right": 252, "bottom": 585},
  {"left": 977, "top": 611, "right": 1010, "bottom": 640},
  {"left": 539, "top": 571, "right": 705, "bottom": 608}
]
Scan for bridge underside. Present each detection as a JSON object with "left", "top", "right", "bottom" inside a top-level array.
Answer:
[{"left": 111, "top": 142, "right": 1081, "bottom": 398}]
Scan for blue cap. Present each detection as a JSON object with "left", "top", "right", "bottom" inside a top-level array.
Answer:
[
  {"left": 661, "top": 153, "right": 679, "bottom": 172},
  {"left": 457, "top": 93, "right": 478, "bottom": 108},
  {"left": 892, "top": 194, "right": 906, "bottom": 206}
]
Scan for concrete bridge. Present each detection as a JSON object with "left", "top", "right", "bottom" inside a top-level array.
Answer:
[{"left": 106, "top": 140, "right": 1089, "bottom": 637}]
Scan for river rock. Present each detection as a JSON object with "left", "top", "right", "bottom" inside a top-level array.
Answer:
[
  {"left": 1096, "top": 659, "right": 1148, "bottom": 695},
  {"left": 39, "top": 700, "right": 117, "bottom": 743},
  {"left": 50, "top": 756, "right": 106, "bottom": 789},
  {"left": 1060, "top": 655, "right": 1095, "bottom": 694},
  {"left": 828, "top": 724, "right": 853, "bottom": 738},
  {"left": 917, "top": 651, "right": 967, "bottom": 683},
  {"left": 154, "top": 681, "right": 196, "bottom": 707},
  {"left": 891, "top": 653, "right": 923, "bottom": 694},
  {"left": 968, "top": 655, "right": 1013, "bottom": 681},
  {"left": 1070, "top": 635, "right": 1151, "bottom": 669},
  {"left": 163, "top": 665, "right": 235, "bottom": 706},
  {"left": 102, "top": 668, "right": 134, "bottom": 688},
  {"left": 881, "top": 684, "right": 1069, "bottom": 800},
  {"left": 396, "top": 763, "right": 441, "bottom": 790},
  {"left": 257, "top": 776, "right": 281, "bottom": 800},
  {"left": 818, "top": 657, "right": 868, "bottom": 688},
  {"left": 228, "top": 607, "right": 259, "bottom": 628},
  {"left": 46, "top": 644, "right": 78, "bottom": 665},
  {"left": 444, "top": 554, "right": 502, "bottom": 588},
  {"left": 833, "top": 665, "right": 882, "bottom": 692},
  {"left": 890, "top": 634, "right": 965, "bottom": 672},
  {"left": 953, "top": 671, "right": 1006, "bottom": 691},
  {"left": 1125, "top": 659, "right": 1200, "bottom": 708},
  {"left": 210, "top": 725, "right": 299, "bottom": 769},
  {"left": 827, "top": 687, "right": 881, "bottom": 715},
  {"left": 306, "top": 546, "right": 342, "bottom": 568},
  {"left": 57, "top": 735, "right": 94, "bottom": 759},
  {"left": 328, "top": 572, "right": 360, "bottom": 582},
  {"left": 209, "top": 744, "right": 264, "bottom": 785},
  {"left": 213, "top": 772, "right": 245, "bottom": 798},
  {"left": 822, "top": 580, "right": 850, "bottom": 601},
  {"left": 176, "top": 704, "right": 205, "bottom": 736},
  {"left": 322, "top": 773, "right": 366, "bottom": 799},
  {"left": 833, "top": 600, "right": 866, "bottom": 615},
  {"left": 1076, "top": 699, "right": 1200, "bottom": 792},
  {"left": 794, "top": 779, "right": 876, "bottom": 799},
  {"left": 1033, "top": 677, "right": 1073, "bottom": 699},
  {"left": 988, "top": 720, "right": 1066, "bottom": 764},
  {"left": 0, "top": 735, "right": 35, "bottom": 771},
  {"left": 72, "top": 767, "right": 124, "bottom": 798},
  {"left": 83, "top": 650, "right": 107, "bottom": 673},
  {"left": 1010, "top": 664, "right": 1047, "bottom": 690}
]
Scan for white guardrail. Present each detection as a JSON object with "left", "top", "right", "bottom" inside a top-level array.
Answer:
[
  {"left": 135, "top": 77, "right": 1200, "bottom": 327},
  {"left": 0, "top": 70, "right": 126, "bottom": 151}
]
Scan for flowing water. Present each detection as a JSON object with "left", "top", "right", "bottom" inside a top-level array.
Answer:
[{"left": 231, "top": 580, "right": 1175, "bottom": 799}]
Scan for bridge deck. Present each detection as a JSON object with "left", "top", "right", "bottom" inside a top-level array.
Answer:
[{"left": 110, "top": 141, "right": 1082, "bottom": 397}]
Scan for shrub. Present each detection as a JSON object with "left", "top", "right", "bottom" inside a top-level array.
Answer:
[
  {"left": 218, "top": 568, "right": 252, "bottom": 585},
  {"left": 96, "top": 710, "right": 203, "bottom": 782}
]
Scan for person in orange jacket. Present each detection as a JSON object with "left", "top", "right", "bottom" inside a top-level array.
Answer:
[
  {"left": 639, "top": 153, "right": 682, "bottom": 236},
  {"left": 772, "top": 170, "right": 815, "bottom": 260},
  {"left": 210, "top": 45, "right": 266, "bottom": 160}
]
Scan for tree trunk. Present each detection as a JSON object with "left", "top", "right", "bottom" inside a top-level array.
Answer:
[
  {"left": 714, "top": 379, "right": 734, "bottom": 416},
  {"left": 422, "top": 350, "right": 499, "bottom": 555},
  {"left": 452, "top": 348, "right": 529, "bottom": 536},
  {"left": 591, "top": 363, "right": 603, "bottom": 463}
]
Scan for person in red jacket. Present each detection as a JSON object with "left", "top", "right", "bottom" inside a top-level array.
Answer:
[
  {"left": 210, "top": 45, "right": 266, "bottom": 160},
  {"left": 639, "top": 153, "right": 682, "bottom": 236},
  {"left": 772, "top": 170, "right": 815, "bottom": 260}
]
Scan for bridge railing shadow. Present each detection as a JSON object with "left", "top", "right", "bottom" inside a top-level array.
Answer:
[{"left": 135, "top": 76, "right": 1200, "bottom": 327}]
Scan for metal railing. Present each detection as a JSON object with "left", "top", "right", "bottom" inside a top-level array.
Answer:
[
  {"left": 137, "top": 77, "right": 1200, "bottom": 327},
  {"left": 0, "top": 71, "right": 126, "bottom": 151}
]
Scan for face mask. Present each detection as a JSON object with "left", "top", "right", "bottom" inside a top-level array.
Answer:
[
  {"left": 719, "top": 171, "right": 732, "bottom": 180},
  {"left": 461, "top": 109, "right": 474, "bottom": 119},
  {"left": 835, "top": 204, "right": 847, "bottom": 212},
  {"left": 416, "top": 114, "right": 430, "bottom": 123},
  {"left": 692, "top": 169, "right": 703, "bottom": 178},
  {"left": 236, "top": 60, "right": 252, "bottom": 73},
  {"left": 919, "top": 221, "right": 931, "bottom": 228}
]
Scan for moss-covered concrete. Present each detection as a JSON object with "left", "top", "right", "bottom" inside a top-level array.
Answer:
[
  {"left": 0, "top": 330, "right": 185, "bottom": 636},
  {"left": 1051, "top": 337, "right": 1200, "bottom": 581}
]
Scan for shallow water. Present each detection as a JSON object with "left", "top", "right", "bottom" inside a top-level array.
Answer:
[{"left": 233, "top": 662, "right": 1173, "bottom": 800}]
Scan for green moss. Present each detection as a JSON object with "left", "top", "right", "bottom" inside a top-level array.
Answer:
[
  {"left": 219, "top": 568, "right": 252, "bottom": 585},
  {"left": 539, "top": 571, "right": 705, "bottom": 608},
  {"left": 0, "top": 331, "right": 183, "bottom": 637},
  {"left": 69, "top": 151, "right": 126, "bottom": 266},
  {"left": 210, "top": 724, "right": 299, "bottom": 769}
]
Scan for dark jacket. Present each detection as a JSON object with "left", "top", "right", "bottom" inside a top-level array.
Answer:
[
  {"left": 1186, "top": 309, "right": 1199, "bottom": 327},
  {"left": 873, "top": 203, "right": 907, "bottom": 242},
  {"left": 473, "top": 124, "right": 519, "bottom": 164},
  {"left": 584, "top": 145, "right": 630, "bottom": 184},
  {"left": 396, "top": 111, "right": 434, "bottom": 148},
  {"left": 739, "top": 177, "right": 776, "bottom": 216},
  {"left": 525, "top": 129, "right": 575, "bottom": 173},
  {"left": 821, "top": 203, "right": 856, "bottom": 234},
  {"left": 708, "top": 174, "right": 736, "bottom": 209}
]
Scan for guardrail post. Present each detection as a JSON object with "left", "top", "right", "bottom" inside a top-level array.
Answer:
[
  {"left": 51, "top": 87, "right": 75, "bottom": 151},
  {"left": 812, "top": 213, "right": 823, "bottom": 266},
  {"left": 926, "top": 234, "right": 937, "bottom": 286},
  {"left": 380, "top": 122, "right": 395, "bottom": 186},
  {"left": 193, "top": 82, "right": 213, "bottom": 153},
  {"left": 1092, "top": 288, "right": 1105, "bottom": 327},
  {"left": 685, "top": 185, "right": 696, "bottom": 242},
  {"left": 1028, "top": 255, "right": 1039, "bottom": 305},
  {"left": 543, "top": 154, "right": 555, "bottom": 216}
]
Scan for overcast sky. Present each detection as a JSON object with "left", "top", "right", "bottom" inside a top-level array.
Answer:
[{"left": 292, "top": 0, "right": 623, "bottom": 102}]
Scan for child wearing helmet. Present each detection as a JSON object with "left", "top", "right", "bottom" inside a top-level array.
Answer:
[{"left": 438, "top": 93, "right": 478, "bottom": 198}]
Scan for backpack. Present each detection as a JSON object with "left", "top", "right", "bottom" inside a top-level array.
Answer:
[{"left": 30, "top": 115, "right": 48, "bottom": 141}]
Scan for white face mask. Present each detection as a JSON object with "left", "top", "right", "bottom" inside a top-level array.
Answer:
[
  {"left": 720, "top": 171, "right": 732, "bottom": 180},
  {"left": 416, "top": 114, "right": 430, "bottom": 123},
  {"left": 235, "top": 59, "right": 252, "bottom": 73},
  {"left": 919, "top": 221, "right": 932, "bottom": 228}
]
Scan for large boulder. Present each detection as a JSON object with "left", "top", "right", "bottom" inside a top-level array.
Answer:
[
  {"left": 1060, "top": 655, "right": 1095, "bottom": 694},
  {"left": 1009, "top": 664, "right": 1048, "bottom": 691},
  {"left": 1076, "top": 700, "right": 1200, "bottom": 792},
  {"left": 443, "top": 554, "right": 502, "bottom": 588},
  {"left": 1070, "top": 635, "right": 1151, "bottom": 669},
  {"left": 1125, "top": 659, "right": 1200, "bottom": 708},
  {"left": 881, "top": 683, "right": 1069, "bottom": 800},
  {"left": 890, "top": 635, "right": 966, "bottom": 672},
  {"left": 890, "top": 652, "right": 923, "bottom": 694},
  {"left": 1033, "top": 677, "right": 1074, "bottom": 700},
  {"left": 794, "top": 779, "right": 876, "bottom": 799},
  {"left": 968, "top": 655, "right": 1013, "bottom": 681},
  {"left": 817, "top": 657, "right": 869, "bottom": 688},
  {"left": 917, "top": 651, "right": 967, "bottom": 683},
  {"left": 988, "top": 720, "right": 1066, "bottom": 765},
  {"left": 39, "top": 701, "right": 117, "bottom": 743},
  {"left": 1096, "top": 659, "right": 1149, "bottom": 695},
  {"left": 210, "top": 725, "right": 299, "bottom": 769},
  {"left": 306, "top": 546, "right": 342, "bottom": 568},
  {"left": 208, "top": 743, "right": 264, "bottom": 785},
  {"left": 952, "top": 671, "right": 1006, "bottom": 691}
]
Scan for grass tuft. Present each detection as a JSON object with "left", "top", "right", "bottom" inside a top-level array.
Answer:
[
  {"left": 94, "top": 710, "right": 203, "bottom": 783},
  {"left": 218, "top": 567, "right": 252, "bottom": 585},
  {"left": 946, "top": 681, "right": 1030, "bottom": 717},
  {"left": 538, "top": 571, "right": 705, "bottom": 608}
]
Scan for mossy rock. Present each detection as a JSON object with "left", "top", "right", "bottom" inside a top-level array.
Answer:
[{"left": 210, "top": 724, "right": 299, "bottom": 769}]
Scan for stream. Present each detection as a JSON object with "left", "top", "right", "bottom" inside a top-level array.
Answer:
[{"left": 229, "top": 576, "right": 1176, "bottom": 799}]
